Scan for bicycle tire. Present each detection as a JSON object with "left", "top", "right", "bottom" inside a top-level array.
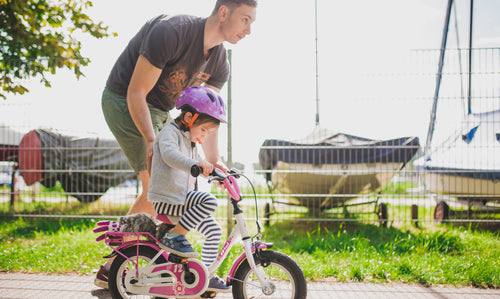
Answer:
[
  {"left": 108, "top": 245, "right": 167, "bottom": 299},
  {"left": 232, "top": 250, "right": 307, "bottom": 299}
]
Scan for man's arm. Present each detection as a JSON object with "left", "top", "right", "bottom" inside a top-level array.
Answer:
[
  {"left": 204, "top": 83, "right": 220, "bottom": 93},
  {"left": 201, "top": 130, "right": 220, "bottom": 164},
  {"left": 127, "top": 55, "right": 163, "bottom": 173},
  {"left": 201, "top": 83, "right": 227, "bottom": 170}
]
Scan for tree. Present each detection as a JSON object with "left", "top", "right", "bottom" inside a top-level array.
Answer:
[{"left": 0, "top": 0, "right": 113, "bottom": 99}]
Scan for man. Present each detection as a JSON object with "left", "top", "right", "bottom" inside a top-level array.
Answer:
[{"left": 96, "top": 0, "right": 257, "bottom": 289}]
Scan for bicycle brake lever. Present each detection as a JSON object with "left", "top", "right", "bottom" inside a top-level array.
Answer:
[{"left": 228, "top": 168, "right": 241, "bottom": 178}]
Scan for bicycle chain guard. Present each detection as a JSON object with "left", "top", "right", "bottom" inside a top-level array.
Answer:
[{"left": 125, "top": 257, "right": 209, "bottom": 298}]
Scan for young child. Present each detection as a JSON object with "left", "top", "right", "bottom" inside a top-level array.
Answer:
[{"left": 147, "top": 85, "right": 230, "bottom": 292}]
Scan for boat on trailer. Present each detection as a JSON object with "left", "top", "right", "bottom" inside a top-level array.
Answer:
[
  {"left": 415, "top": 109, "right": 500, "bottom": 220},
  {"left": 259, "top": 127, "right": 420, "bottom": 213},
  {"left": 415, "top": 0, "right": 500, "bottom": 221}
]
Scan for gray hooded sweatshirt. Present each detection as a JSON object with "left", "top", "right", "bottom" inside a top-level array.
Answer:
[{"left": 148, "top": 121, "right": 201, "bottom": 205}]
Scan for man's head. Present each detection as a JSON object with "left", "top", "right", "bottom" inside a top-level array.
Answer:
[
  {"left": 211, "top": 0, "right": 257, "bottom": 16},
  {"left": 211, "top": 0, "right": 257, "bottom": 44}
]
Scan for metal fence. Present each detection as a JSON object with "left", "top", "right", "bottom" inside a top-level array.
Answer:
[{"left": 1, "top": 48, "right": 499, "bottom": 227}]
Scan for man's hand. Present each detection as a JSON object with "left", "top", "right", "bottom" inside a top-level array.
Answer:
[
  {"left": 214, "top": 160, "right": 228, "bottom": 173},
  {"left": 147, "top": 140, "right": 154, "bottom": 176}
]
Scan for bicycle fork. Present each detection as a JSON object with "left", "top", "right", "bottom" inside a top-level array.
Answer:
[{"left": 226, "top": 212, "right": 276, "bottom": 294}]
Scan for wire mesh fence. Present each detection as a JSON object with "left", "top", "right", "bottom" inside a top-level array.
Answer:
[{"left": 1, "top": 48, "right": 499, "bottom": 227}]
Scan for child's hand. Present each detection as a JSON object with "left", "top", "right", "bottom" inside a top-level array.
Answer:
[{"left": 198, "top": 160, "right": 214, "bottom": 177}]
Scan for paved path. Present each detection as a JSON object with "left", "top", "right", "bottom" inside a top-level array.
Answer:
[{"left": 0, "top": 272, "right": 499, "bottom": 299}]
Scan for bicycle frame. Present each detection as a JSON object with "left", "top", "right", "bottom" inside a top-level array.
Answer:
[
  {"left": 208, "top": 204, "right": 272, "bottom": 286},
  {"left": 204, "top": 170, "right": 274, "bottom": 289}
]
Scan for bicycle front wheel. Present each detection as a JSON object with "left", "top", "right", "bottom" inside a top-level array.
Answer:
[{"left": 232, "top": 250, "right": 307, "bottom": 299}]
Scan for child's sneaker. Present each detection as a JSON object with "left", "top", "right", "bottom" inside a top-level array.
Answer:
[
  {"left": 159, "top": 235, "right": 199, "bottom": 258},
  {"left": 207, "top": 274, "right": 231, "bottom": 293}
]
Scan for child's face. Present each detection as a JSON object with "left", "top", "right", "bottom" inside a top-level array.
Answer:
[{"left": 190, "top": 121, "right": 219, "bottom": 144}]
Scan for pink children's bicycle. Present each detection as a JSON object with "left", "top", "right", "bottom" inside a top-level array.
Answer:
[{"left": 94, "top": 167, "right": 307, "bottom": 299}]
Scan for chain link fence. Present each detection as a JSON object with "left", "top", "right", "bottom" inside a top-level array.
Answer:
[{"left": 1, "top": 48, "right": 499, "bottom": 227}]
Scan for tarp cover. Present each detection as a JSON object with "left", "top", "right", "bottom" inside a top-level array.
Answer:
[
  {"left": 415, "top": 109, "right": 500, "bottom": 181},
  {"left": 24, "top": 129, "right": 135, "bottom": 203},
  {"left": 259, "top": 128, "right": 420, "bottom": 180},
  {"left": 0, "top": 125, "right": 25, "bottom": 161}
]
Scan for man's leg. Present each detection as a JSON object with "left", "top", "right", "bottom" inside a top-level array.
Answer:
[
  {"left": 98, "top": 88, "right": 168, "bottom": 288},
  {"left": 127, "top": 169, "right": 156, "bottom": 216},
  {"left": 127, "top": 105, "right": 170, "bottom": 217},
  {"left": 99, "top": 88, "right": 157, "bottom": 288}
]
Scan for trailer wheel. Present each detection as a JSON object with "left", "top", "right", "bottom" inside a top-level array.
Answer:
[
  {"left": 377, "top": 203, "right": 388, "bottom": 227},
  {"left": 434, "top": 200, "right": 450, "bottom": 223}
]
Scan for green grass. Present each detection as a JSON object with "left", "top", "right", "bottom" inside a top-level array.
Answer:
[
  {"left": 0, "top": 216, "right": 498, "bottom": 288},
  {"left": 264, "top": 221, "right": 499, "bottom": 287},
  {"left": 0, "top": 197, "right": 131, "bottom": 216},
  {"left": 0, "top": 217, "right": 105, "bottom": 273}
]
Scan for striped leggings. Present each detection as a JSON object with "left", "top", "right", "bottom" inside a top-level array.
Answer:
[{"left": 153, "top": 191, "right": 222, "bottom": 266}]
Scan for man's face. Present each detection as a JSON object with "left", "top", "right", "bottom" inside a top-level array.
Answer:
[{"left": 221, "top": 4, "right": 256, "bottom": 44}]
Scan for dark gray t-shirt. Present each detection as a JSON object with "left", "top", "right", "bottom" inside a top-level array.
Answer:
[{"left": 106, "top": 15, "right": 229, "bottom": 111}]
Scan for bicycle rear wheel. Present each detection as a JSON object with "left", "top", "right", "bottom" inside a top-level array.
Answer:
[
  {"left": 232, "top": 250, "right": 307, "bottom": 299},
  {"left": 108, "top": 245, "right": 166, "bottom": 299}
]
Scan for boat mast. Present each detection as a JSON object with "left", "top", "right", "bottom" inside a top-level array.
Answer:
[
  {"left": 424, "top": 0, "right": 453, "bottom": 158},
  {"left": 314, "top": 0, "right": 320, "bottom": 127},
  {"left": 467, "top": 0, "right": 474, "bottom": 115},
  {"left": 424, "top": 0, "right": 474, "bottom": 157}
]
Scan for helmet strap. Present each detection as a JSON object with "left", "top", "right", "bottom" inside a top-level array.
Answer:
[{"left": 182, "top": 112, "right": 199, "bottom": 128}]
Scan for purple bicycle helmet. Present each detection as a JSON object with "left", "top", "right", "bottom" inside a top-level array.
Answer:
[{"left": 176, "top": 86, "right": 227, "bottom": 123}]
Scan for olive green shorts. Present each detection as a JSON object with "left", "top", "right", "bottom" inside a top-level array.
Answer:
[{"left": 101, "top": 87, "right": 172, "bottom": 173}]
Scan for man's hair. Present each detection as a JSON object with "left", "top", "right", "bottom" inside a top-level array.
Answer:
[{"left": 211, "top": 0, "right": 257, "bottom": 16}]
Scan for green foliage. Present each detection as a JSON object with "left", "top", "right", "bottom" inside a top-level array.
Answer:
[
  {"left": 381, "top": 181, "right": 418, "bottom": 195},
  {"left": 39, "top": 180, "right": 66, "bottom": 193},
  {"left": 0, "top": 0, "right": 113, "bottom": 99},
  {"left": 0, "top": 199, "right": 131, "bottom": 216}
]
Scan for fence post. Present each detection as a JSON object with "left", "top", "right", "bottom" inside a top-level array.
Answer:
[
  {"left": 9, "top": 163, "right": 18, "bottom": 209},
  {"left": 411, "top": 204, "right": 419, "bottom": 228}
]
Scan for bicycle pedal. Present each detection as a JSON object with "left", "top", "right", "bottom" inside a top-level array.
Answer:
[
  {"left": 167, "top": 253, "right": 189, "bottom": 264},
  {"left": 200, "top": 291, "right": 217, "bottom": 298}
]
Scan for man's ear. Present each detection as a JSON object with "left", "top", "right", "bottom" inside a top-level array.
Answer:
[{"left": 218, "top": 5, "right": 230, "bottom": 21}]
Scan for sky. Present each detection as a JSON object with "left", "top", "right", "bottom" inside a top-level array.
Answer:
[{"left": 2, "top": 0, "right": 500, "bottom": 168}]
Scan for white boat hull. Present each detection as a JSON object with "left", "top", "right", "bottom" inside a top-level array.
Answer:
[
  {"left": 416, "top": 109, "right": 500, "bottom": 204},
  {"left": 422, "top": 172, "right": 500, "bottom": 203},
  {"left": 271, "top": 161, "right": 403, "bottom": 209}
]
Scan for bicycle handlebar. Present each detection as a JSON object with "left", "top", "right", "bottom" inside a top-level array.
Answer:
[
  {"left": 190, "top": 164, "right": 203, "bottom": 177},
  {"left": 190, "top": 165, "right": 223, "bottom": 178},
  {"left": 190, "top": 165, "right": 243, "bottom": 201},
  {"left": 190, "top": 165, "right": 241, "bottom": 179}
]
